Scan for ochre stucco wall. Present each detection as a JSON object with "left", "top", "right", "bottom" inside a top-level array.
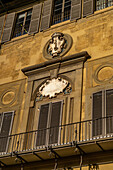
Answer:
[{"left": 1, "top": 7, "right": 113, "bottom": 83}]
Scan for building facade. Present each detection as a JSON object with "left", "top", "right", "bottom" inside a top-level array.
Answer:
[{"left": 0, "top": 0, "right": 113, "bottom": 169}]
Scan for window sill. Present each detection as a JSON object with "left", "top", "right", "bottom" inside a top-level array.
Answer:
[
  {"left": 11, "top": 34, "right": 31, "bottom": 42},
  {"left": 43, "top": 20, "right": 73, "bottom": 32},
  {"left": 3, "top": 34, "right": 34, "bottom": 45},
  {"left": 85, "top": 5, "right": 113, "bottom": 20},
  {"left": 51, "top": 20, "right": 71, "bottom": 28},
  {"left": 94, "top": 5, "right": 113, "bottom": 15}
]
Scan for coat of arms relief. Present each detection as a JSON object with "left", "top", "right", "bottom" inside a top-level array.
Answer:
[
  {"left": 43, "top": 32, "right": 72, "bottom": 60},
  {"left": 48, "top": 32, "right": 66, "bottom": 57}
]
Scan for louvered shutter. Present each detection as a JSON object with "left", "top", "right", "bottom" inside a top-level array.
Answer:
[
  {"left": 0, "top": 15, "right": 5, "bottom": 40},
  {"left": 40, "top": 0, "right": 53, "bottom": 31},
  {"left": 92, "top": 92, "right": 102, "bottom": 136},
  {"left": 1, "top": 13, "right": 15, "bottom": 43},
  {"left": 83, "top": 0, "right": 94, "bottom": 17},
  {"left": 36, "top": 104, "right": 49, "bottom": 146},
  {"left": 106, "top": 89, "right": 113, "bottom": 134},
  {"left": 49, "top": 101, "right": 62, "bottom": 144},
  {"left": 70, "top": 0, "right": 81, "bottom": 21},
  {"left": 0, "top": 112, "right": 14, "bottom": 152},
  {"left": 29, "top": 4, "right": 42, "bottom": 34},
  {"left": 0, "top": 113, "right": 2, "bottom": 131}
]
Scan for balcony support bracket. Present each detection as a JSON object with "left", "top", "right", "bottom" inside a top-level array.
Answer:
[
  {"left": 73, "top": 141, "right": 86, "bottom": 155},
  {"left": 16, "top": 155, "right": 28, "bottom": 163},
  {"left": 13, "top": 152, "right": 28, "bottom": 163},
  {"left": 49, "top": 147, "right": 62, "bottom": 159},
  {"left": 33, "top": 152, "right": 44, "bottom": 161},
  {"left": 0, "top": 160, "right": 7, "bottom": 167},
  {"left": 96, "top": 142, "right": 104, "bottom": 151}
]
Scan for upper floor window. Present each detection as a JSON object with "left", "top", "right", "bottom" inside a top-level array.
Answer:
[
  {"left": 13, "top": 9, "right": 32, "bottom": 38},
  {"left": 52, "top": 0, "right": 71, "bottom": 25},
  {"left": 96, "top": 0, "right": 113, "bottom": 10}
]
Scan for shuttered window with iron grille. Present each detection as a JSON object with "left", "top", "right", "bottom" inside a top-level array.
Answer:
[
  {"left": 92, "top": 89, "right": 113, "bottom": 137},
  {"left": 96, "top": 0, "right": 113, "bottom": 11},
  {"left": 0, "top": 112, "right": 14, "bottom": 153},
  {"left": 52, "top": 0, "right": 71, "bottom": 25}
]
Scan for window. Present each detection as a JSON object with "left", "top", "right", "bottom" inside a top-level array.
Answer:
[
  {"left": 13, "top": 9, "right": 32, "bottom": 38},
  {"left": 96, "top": 0, "right": 113, "bottom": 11},
  {"left": 52, "top": 0, "right": 71, "bottom": 25},
  {"left": 0, "top": 112, "right": 14, "bottom": 152},
  {"left": 36, "top": 101, "right": 63, "bottom": 146},
  {"left": 92, "top": 89, "right": 113, "bottom": 136}
]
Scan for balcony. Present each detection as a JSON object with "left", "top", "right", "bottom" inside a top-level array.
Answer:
[{"left": 1, "top": 116, "right": 113, "bottom": 167}]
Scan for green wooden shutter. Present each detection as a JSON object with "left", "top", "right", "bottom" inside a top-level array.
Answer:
[
  {"left": 70, "top": 0, "right": 81, "bottom": 21},
  {"left": 29, "top": 4, "right": 42, "bottom": 34},
  {"left": 106, "top": 89, "right": 113, "bottom": 134},
  {"left": 36, "top": 104, "right": 49, "bottom": 146},
  {"left": 0, "top": 112, "right": 14, "bottom": 152},
  {"left": 83, "top": 0, "right": 94, "bottom": 17},
  {"left": 49, "top": 101, "right": 62, "bottom": 144},
  {"left": 40, "top": 0, "right": 53, "bottom": 31},
  {"left": 1, "top": 13, "right": 15, "bottom": 43},
  {"left": 0, "top": 15, "right": 5, "bottom": 40},
  {"left": 92, "top": 92, "right": 102, "bottom": 136}
]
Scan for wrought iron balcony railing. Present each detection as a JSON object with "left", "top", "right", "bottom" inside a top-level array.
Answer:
[{"left": 0, "top": 116, "right": 113, "bottom": 156}]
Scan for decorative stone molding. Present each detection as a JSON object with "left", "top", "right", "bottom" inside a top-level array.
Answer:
[
  {"left": 94, "top": 64, "right": 113, "bottom": 84},
  {"left": 37, "top": 77, "right": 69, "bottom": 98},
  {"left": 0, "top": 79, "right": 26, "bottom": 110},
  {"left": 43, "top": 32, "right": 73, "bottom": 60},
  {"left": 1, "top": 89, "right": 16, "bottom": 106}
]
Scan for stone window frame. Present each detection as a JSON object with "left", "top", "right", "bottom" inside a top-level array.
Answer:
[{"left": 22, "top": 51, "right": 89, "bottom": 137}]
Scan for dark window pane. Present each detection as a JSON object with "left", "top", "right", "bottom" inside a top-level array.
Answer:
[
  {"left": 24, "top": 10, "right": 32, "bottom": 33},
  {"left": 53, "top": 0, "right": 63, "bottom": 24},
  {"left": 92, "top": 92, "right": 102, "bottom": 136}
]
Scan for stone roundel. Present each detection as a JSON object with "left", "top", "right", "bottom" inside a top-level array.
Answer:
[
  {"left": 94, "top": 64, "right": 113, "bottom": 83},
  {"left": 1, "top": 90, "right": 16, "bottom": 106}
]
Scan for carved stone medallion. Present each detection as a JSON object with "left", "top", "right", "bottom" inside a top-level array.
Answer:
[
  {"left": 1, "top": 89, "right": 16, "bottom": 106},
  {"left": 38, "top": 77, "right": 69, "bottom": 98},
  {"left": 94, "top": 64, "right": 113, "bottom": 84},
  {"left": 43, "top": 32, "right": 73, "bottom": 60}
]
